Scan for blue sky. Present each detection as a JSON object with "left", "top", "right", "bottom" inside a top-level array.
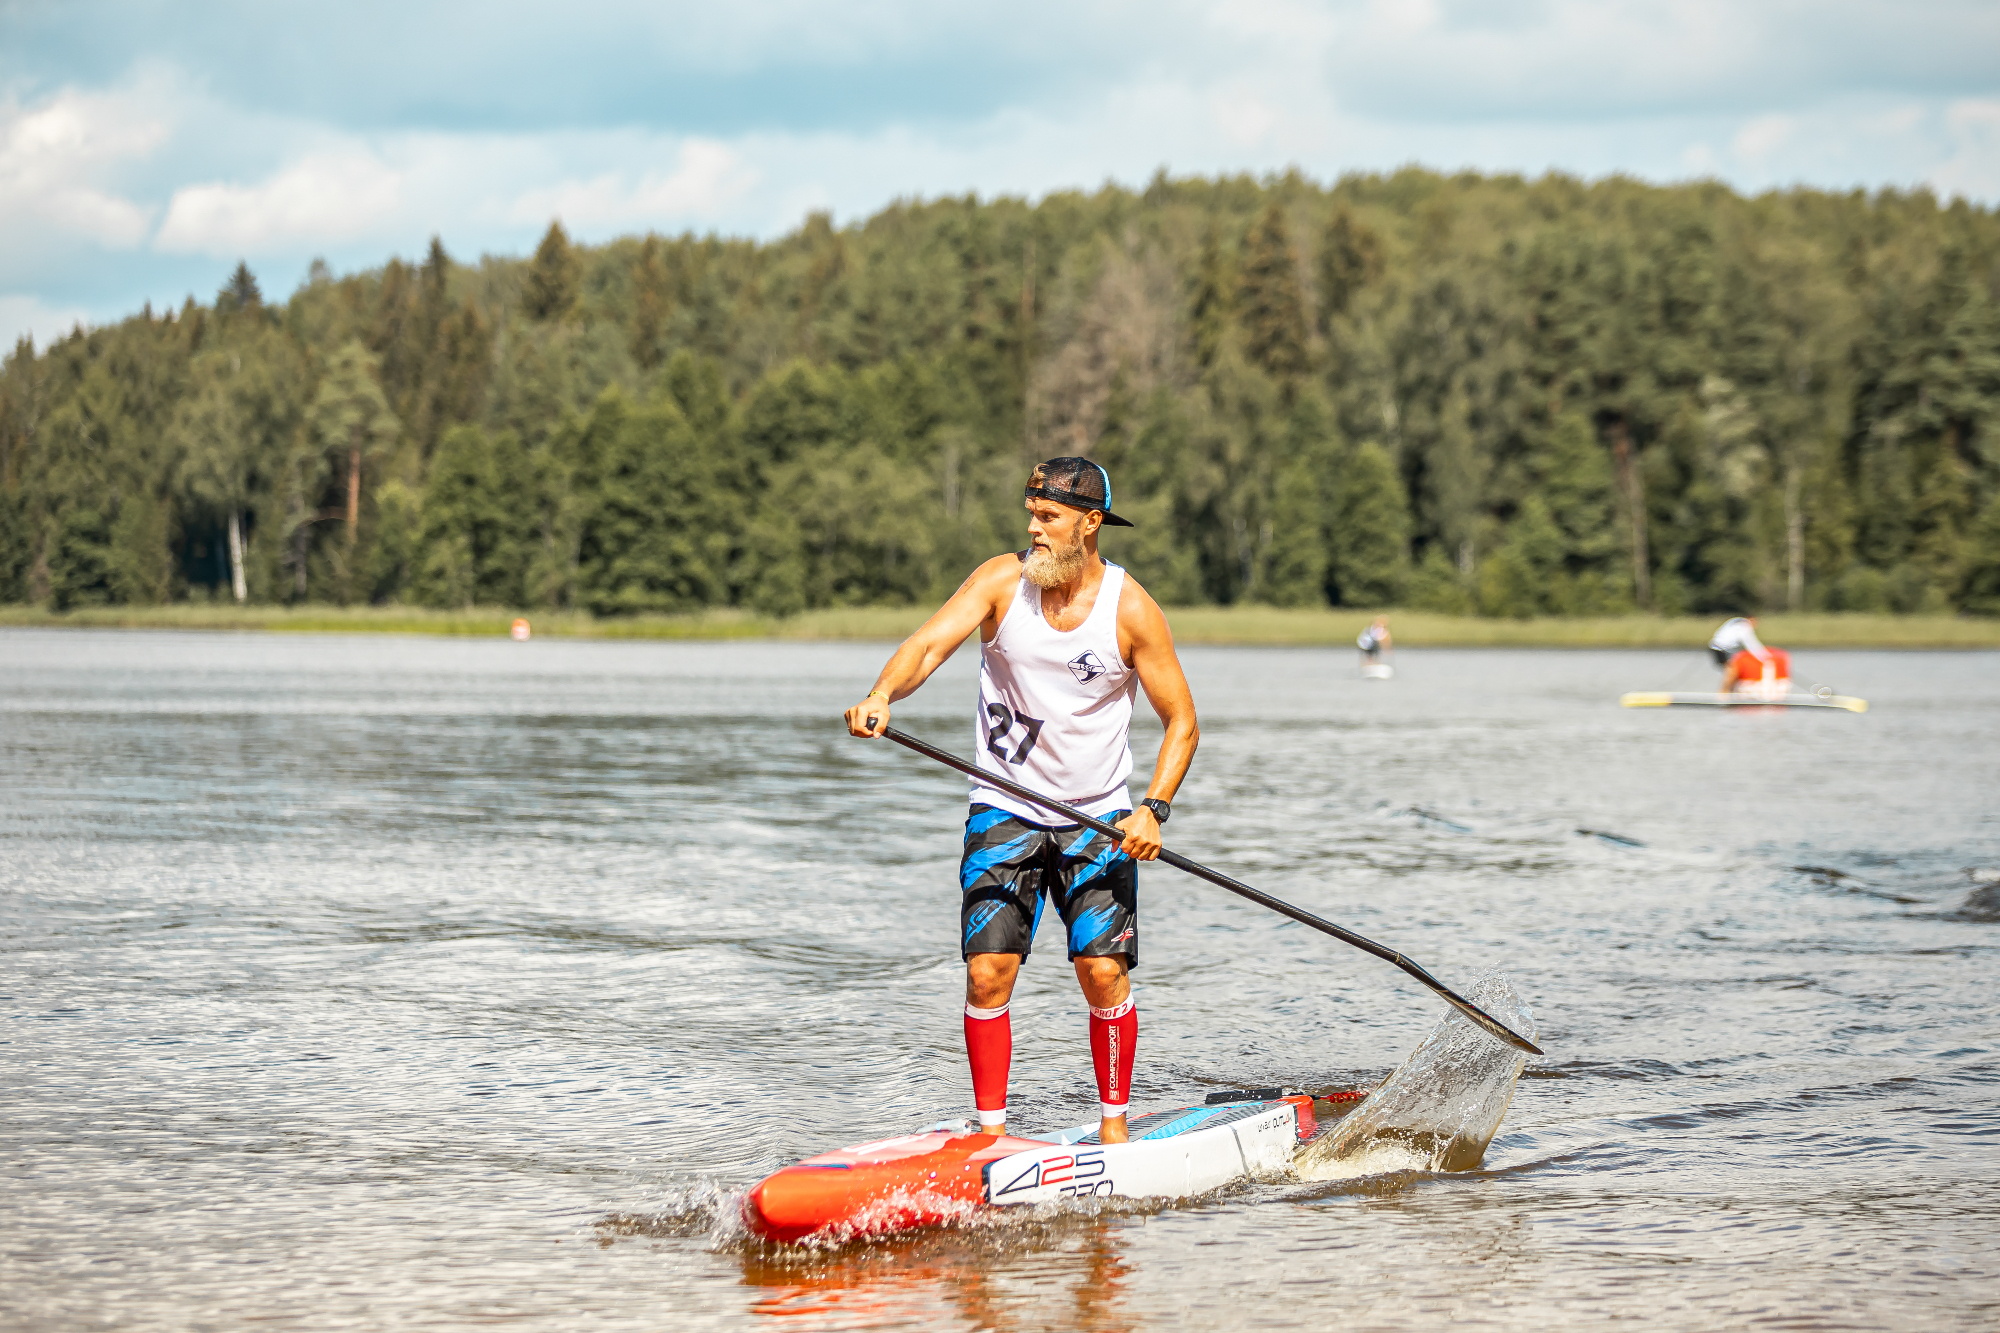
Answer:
[{"left": 4, "top": 0, "right": 1998, "bottom": 349}]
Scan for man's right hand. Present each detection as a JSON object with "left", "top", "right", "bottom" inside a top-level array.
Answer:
[{"left": 845, "top": 691, "right": 892, "bottom": 737}]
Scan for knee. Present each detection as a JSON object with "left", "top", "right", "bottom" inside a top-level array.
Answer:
[
  {"left": 965, "top": 954, "right": 1019, "bottom": 1006},
  {"left": 1077, "top": 955, "right": 1125, "bottom": 984},
  {"left": 1075, "top": 955, "right": 1129, "bottom": 1000}
]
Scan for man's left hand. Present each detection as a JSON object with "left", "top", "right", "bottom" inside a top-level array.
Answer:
[{"left": 1114, "top": 807, "right": 1162, "bottom": 861}]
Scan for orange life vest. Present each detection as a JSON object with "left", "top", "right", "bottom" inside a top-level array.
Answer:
[{"left": 1730, "top": 647, "right": 1791, "bottom": 691}]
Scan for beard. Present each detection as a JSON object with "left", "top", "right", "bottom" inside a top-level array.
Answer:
[{"left": 1023, "top": 527, "right": 1090, "bottom": 589}]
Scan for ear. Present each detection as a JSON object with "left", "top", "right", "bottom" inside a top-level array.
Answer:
[{"left": 1081, "top": 509, "right": 1103, "bottom": 538}]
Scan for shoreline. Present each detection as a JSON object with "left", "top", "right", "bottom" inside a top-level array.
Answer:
[{"left": 3, "top": 604, "right": 1997, "bottom": 648}]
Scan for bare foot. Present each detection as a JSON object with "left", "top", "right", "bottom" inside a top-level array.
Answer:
[{"left": 1098, "top": 1115, "right": 1128, "bottom": 1144}]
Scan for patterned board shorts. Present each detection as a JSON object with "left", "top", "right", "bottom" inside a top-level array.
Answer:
[{"left": 958, "top": 803, "right": 1138, "bottom": 966}]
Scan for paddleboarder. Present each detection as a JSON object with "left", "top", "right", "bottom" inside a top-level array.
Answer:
[
  {"left": 1709, "top": 615, "right": 1774, "bottom": 692},
  {"left": 844, "top": 457, "right": 1199, "bottom": 1146},
  {"left": 1357, "top": 616, "right": 1392, "bottom": 676}
]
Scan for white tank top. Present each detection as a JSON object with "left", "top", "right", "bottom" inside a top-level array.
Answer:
[
  {"left": 971, "top": 559, "right": 1137, "bottom": 822},
  {"left": 1710, "top": 617, "right": 1770, "bottom": 660}
]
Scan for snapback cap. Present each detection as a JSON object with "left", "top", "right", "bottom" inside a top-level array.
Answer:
[{"left": 1024, "top": 457, "right": 1134, "bottom": 527}]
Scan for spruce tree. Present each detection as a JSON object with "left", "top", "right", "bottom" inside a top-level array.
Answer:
[
  {"left": 1238, "top": 202, "right": 1310, "bottom": 381},
  {"left": 1189, "top": 222, "right": 1232, "bottom": 371},
  {"left": 523, "top": 222, "right": 578, "bottom": 321},
  {"left": 217, "top": 262, "right": 262, "bottom": 314},
  {"left": 632, "top": 235, "right": 669, "bottom": 369},
  {"left": 1317, "top": 207, "right": 1381, "bottom": 330},
  {"left": 1325, "top": 441, "right": 1410, "bottom": 605}
]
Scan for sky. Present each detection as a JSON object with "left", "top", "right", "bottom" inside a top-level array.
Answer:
[{"left": 3, "top": 0, "right": 1998, "bottom": 350}]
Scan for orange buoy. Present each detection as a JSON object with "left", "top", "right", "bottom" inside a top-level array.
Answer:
[{"left": 510, "top": 618, "right": 531, "bottom": 641}]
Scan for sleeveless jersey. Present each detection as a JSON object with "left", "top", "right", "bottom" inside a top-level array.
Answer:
[
  {"left": 1710, "top": 617, "right": 1770, "bottom": 660},
  {"left": 971, "top": 559, "right": 1137, "bottom": 822}
]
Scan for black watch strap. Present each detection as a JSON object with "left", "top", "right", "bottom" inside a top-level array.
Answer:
[{"left": 1140, "top": 797, "right": 1171, "bottom": 824}]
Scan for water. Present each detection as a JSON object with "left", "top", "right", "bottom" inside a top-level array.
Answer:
[
  {"left": 1296, "top": 972, "right": 1534, "bottom": 1179},
  {"left": 3, "top": 630, "right": 1997, "bottom": 1330}
]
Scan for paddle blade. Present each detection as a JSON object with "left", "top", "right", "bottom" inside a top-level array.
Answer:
[{"left": 1439, "top": 991, "right": 1544, "bottom": 1056}]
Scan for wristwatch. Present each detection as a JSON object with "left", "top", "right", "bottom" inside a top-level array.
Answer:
[{"left": 1140, "top": 797, "right": 1171, "bottom": 824}]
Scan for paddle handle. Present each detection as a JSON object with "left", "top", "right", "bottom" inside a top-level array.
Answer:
[{"left": 878, "top": 726, "right": 1543, "bottom": 1056}]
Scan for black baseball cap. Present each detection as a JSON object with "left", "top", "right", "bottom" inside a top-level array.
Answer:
[{"left": 1024, "top": 457, "right": 1134, "bottom": 527}]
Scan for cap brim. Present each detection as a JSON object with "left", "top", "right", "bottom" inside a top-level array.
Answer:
[{"left": 1099, "top": 511, "right": 1135, "bottom": 527}]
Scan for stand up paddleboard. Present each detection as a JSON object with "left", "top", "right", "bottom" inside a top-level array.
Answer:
[
  {"left": 743, "top": 1094, "right": 1315, "bottom": 1244},
  {"left": 1361, "top": 663, "right": 1394, "bottom": 680},
  {"left": 1620, "top": 690, "right": 1867, "bottom": 713}
]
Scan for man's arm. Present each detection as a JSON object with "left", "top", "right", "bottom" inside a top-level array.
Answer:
[
  {"left": 844, "top": 555, "right": 1017, "bottom": 738},
  {"left": 1112, "top": 576, "right": 1199, "bottom": 861}
]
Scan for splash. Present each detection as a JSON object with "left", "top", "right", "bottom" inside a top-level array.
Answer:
[{"left": 1294, "top": 972, "right": 1535, "bottom": 1181}]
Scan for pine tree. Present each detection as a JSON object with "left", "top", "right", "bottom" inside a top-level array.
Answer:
[
  {"left": 1238, "top": 202, "right": 1310, "bottom": 381},
  {"left": 307, "top": 341, "right": 400, "bottom": 600}
]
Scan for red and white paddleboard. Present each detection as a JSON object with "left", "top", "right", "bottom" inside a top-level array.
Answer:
[{"left": 743, "top": 1095, "right": 1316, "bottom": 1244}]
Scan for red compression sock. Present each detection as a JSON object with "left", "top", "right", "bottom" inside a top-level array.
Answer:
[
  {"left": 1089, "top": 998, "right": 1138, "bottom": 1120},
  {"left": 964, "top": 1003, "right": 1011, "bottom": 1129}
]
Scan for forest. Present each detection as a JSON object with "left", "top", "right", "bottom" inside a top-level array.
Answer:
[{"left": 3, "top": 167, "right": 1999, "bottom": 618}]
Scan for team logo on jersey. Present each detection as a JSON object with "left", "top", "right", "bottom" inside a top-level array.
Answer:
[{"left": 1067, "top": 651, "right": 1106, "bottom": 683}]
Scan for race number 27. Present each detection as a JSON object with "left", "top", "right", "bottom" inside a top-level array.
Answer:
[{"left": 985, "top": 703, "right": 1045, "bottom": 764}]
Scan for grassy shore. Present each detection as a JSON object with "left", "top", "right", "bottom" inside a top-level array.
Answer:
[{"left": 3, "top": 602, "right": 1997, "bottom": 647}]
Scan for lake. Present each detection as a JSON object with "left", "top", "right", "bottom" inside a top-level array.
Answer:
[{"left": 3, "top": 630, "right": 1996, "bottom": 1330}]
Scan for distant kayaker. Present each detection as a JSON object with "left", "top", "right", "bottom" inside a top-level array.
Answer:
[
  {"left": 1709, "top": 616, "right": 1773, "bottom": 692},
  {"left": 1357, "top": 617, "right": 1392, "bottom": 673},
  {"left": 844, "top": 457, "right": 1199, "bottom": 1147}
]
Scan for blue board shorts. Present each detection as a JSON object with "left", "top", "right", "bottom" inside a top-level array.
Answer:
[{"left": 959, "top": 803, "right": 1138, "bottom": 967}]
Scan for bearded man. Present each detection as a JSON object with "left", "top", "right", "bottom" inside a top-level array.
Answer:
[{"left": 844, "top": 458, "right": 1199, "bottom": 1145}]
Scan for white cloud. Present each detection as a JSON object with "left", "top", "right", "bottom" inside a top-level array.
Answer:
[
  {"left": 0, "top": 86, "right": 162, "bottom": 248},
  {"left": 505, "top": 140, "right": 759, "bottom": 231},
  {"left": 0, "top": 293, "right": 93, "bottom": 353},
  {"left": 2, "top": 0, "right": 1998, "bottom": 328},
  {"left": 1930, "top": 98, "right": 2000, "bottom": 199},
  {"left": 1680, "top": 142, "right": 1719, "bottom": 175},
  {"left": 155, "top": 149, "right": 404, "bottom": 255},
  {"left": 1211, "top": 92, "right": 1281, "bottom": 149},
  {"left": 1732, "top": 114, "right": 1798, "bottom": 163}
]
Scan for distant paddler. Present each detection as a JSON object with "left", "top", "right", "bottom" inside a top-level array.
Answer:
[
  {"left": 1709, "top": 616, "right": 1788, "bottom": 697},
  {"left": 843, "top": 457, "right": 1199, "bottom": 1147},
  {"left": 1357, "top": 616, "right": 1393, "bottom": 679}
]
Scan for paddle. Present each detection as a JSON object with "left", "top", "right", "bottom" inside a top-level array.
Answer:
[{"left": 880, "top": 726, "right": 1544, "bottom": 1056}]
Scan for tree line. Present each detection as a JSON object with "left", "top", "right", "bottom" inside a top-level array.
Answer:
[{"left": 3, "top": 167, "right": 1998, "bottom": 618}]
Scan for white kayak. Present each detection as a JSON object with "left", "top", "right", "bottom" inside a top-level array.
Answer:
[{"left": 1621, "top": 690, "right": 1867, "bottom": 713}]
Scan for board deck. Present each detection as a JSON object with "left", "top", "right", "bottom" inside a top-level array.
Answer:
[
  {"left": 742, "top": 1096, "right": 1315, "bottom": 1243},
  {"left": 1620, "top": 691, "right": 1867, "bottom": 713}
]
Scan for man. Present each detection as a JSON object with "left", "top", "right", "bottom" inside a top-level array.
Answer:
[
  {"left": 1357, "top": 616, "right": 1392, "bottom": 673},
  {"left": 1710, "top": 616, "right": 1773, "bottom": 692},
  {"left": 843, "top": 457, "right": 1199, "bottom": 1146}
]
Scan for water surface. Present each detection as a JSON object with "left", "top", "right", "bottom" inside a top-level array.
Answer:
[{"left": 3, "top": 631, "right": 1996, "bottom": 1330}]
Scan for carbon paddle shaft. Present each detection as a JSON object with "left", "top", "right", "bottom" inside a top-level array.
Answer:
[{"left": 881, "top": 727, "right": 1543, "bottom": 1056}]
